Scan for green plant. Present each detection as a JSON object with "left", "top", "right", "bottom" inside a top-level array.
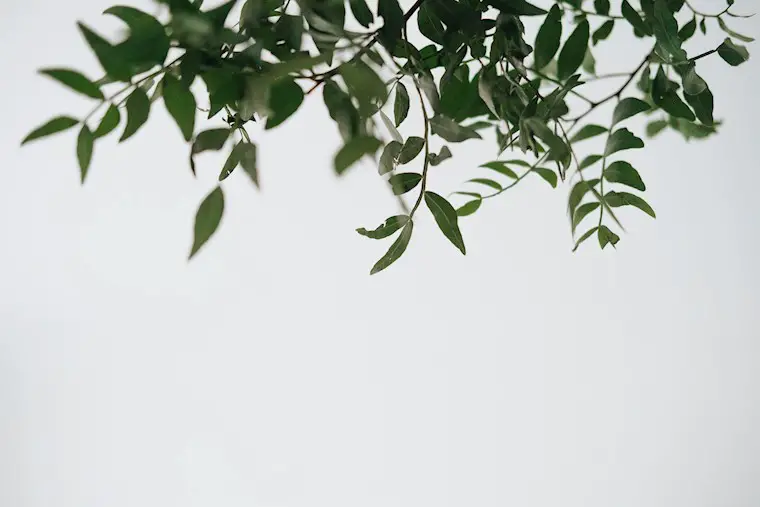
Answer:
[{"left": 22, "top": 0, "right": 752, "bottom": 273}]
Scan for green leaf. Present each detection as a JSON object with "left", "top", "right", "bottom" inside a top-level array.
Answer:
[
  {"left": 523, "top": 118, "right": 570, "bottom": 168},
  {"left": 334, "top": 136, "right": 382, "bottom": 174},
  {"left": 340, "top": 60, "right": 387, "bottom": 115},
  {"left": 428, "top": 146, "right": 452, "bottom": 166},
  {"left": 593, "top": 20, "right": 615, "bottom": 45},
  {"left": 265, "top": 79, "right": 304, "bottom": 129},
  {"left": 621, "top": 0, "right": 652, "bottom": 36},
  {"left": 120, "top": 88, "right": 151, "bottom": 141},
  {"left": 377, "top": 0, "right": 404, "bottom": 51},
  {"left": 238, "top": 141, "right": 259, "bottom": 186},
  {"left": 429, "top": 116, "right": 482, "bottom": 142},
  {"left": 534, "top": 5, "right": 563, "bottom": 71},
  {"left": 651, "top": 0, "right": 687, "bottom": 62},
  {"left": 104, "top": 5, "right": 170, "bottom": 68},
  {"left": 570, "top": 124, "right": 607, "bottom": 143},
  {"left": 717, "top": 38, "right": 750, "bottom": 66},
  {"left": 418, "top": 74, "right": 440, "bottom": 113},
  {"left": 557, "top": 20, "right": 590, "bottom": 80},
  {"left": 380, "top": 110, "right": 403, "bottom": 143},
  {"left": 678, "top": 17, "right": 697, "bottom": 41},
  {"left": 39, "top": 68, "right": 103, "bottom": 99},
  {"left": 573, "top": 226, "right": 599, "bottom": 251},
  {"left": 646, "top": 119, "right": 669, "bottom": 137},
  {"left": 605, "top": 191, "right": 656, "bottom": 218},
  {"left": 682, "top": 66, "right": 707, "bottom": 95},
  {"left": 594, "top": 0, "right": 611, "bottom": 15},
  {"left": 579, "top": 154, "right": 603, "bottom": 170},
  {"left": 21, "top": 116, "right": 79, "bottom": 145},
  {"left": 572, "top": 201, "right": 600, "bottom": 233},
  {"left": 357, "top": 215, "right": 409, "bottom": 239},
  {"left": 77, "top": 22, "right": 131, "bottom": 81},
  {"left": 605, "top": 161, "right": 646, "bottom": 191},
  {"left": 612, "top": 97, "right": 651, "bottom": 126},
  {"left": 397, "top": 137, "right": 425, "bottom": 164},
  {"left": 468, "top": 178, "right": 502, "bottom": 191},
  {"left": 394, "top": 83, "right": 410, "bottom": 126},
  {"left": 378, "top": 140, "right": 403, "bottom": 175},
  {"left": 389, "top": 172, "right": 422, "bottom": 195},
  {"left": 568, "top": 178, "right": 600, "bottom": 217},
  {"left": 417, "top": 3, "right": 445, "bottom": 45},
  {"left": 456, "top": 198, "right": 482, "bottom": 217},
  {"left": 485, "top": 0, "right": 546, "bottom": 15},
  {"left": 93, "top": 105, "right": 121, "bottom": 138},
  {"left": 189, "top": 186, "right": 225, "bottom": 259},
  {"left": 424, "top": 191, "right": 466, "bottom": 254},
  {"left": 480, "top": 161, "right": 518, "bottom": 179},
  {"left": 370, "top": 220, "right": 413, "bottom": 275},
  {"left": 533, "top": 167, "right": 558, "bottom": 188},
  {"left": 604, "top": 128, "right": 644, "bottom": 156},
  {"left": 684, "top": 86, "right": 714, "bottom": 125},
  {"left": 192, "top": 128, "right": 230, "bottom": 154},
  {"left": 77, "top": 125, "right": 94, "bottom": 184},
  {"left": 597, "top": 225, "right": 620, "bottom": 249},
  {"left": 717, "top": 17, "right": 754, "bottom": 43},
  {"left": 163, "top": 75, "right": 196, "bottom": 141},
  {"left": 349, "top": 0, "right": 374, "bottom": 28}
]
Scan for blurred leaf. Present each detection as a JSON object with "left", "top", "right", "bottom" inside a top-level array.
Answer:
[
  {"left": 335, "top": 136, "right": 382, "bottom": 174},
  {"left": 380, "top": 110, "right": 403, "bottom": 143},
  {"left": 717, "top": 38, "right": 750, "bottom": 66},
  {"left": 22, "top": 116, "right": 79, "bottom": 145},
  {"left": 93, "top": 105, "right": 121, "bottom": 138},
  {"left": 570, "top": 124, "right": 607, "bottom": 143},
  {"left": 77, "top": 124, "right": 94, "bottom": 183},
  {"left": 39, "top": 68, "right": 103, "bottom": 99},
  {"left": 163, "top": 75, "right": 196, "bottom": 141},
  {"left": 430, "top": 116, "right": 482, "bottom": 142},
  {"left": 265, "top": 79, "right": 304, "bottom": 129}
]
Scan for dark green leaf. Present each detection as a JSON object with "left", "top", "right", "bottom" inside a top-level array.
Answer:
[
  {"left": 534, "top": 5, "right": 563, "bottom": 70},
  {"left": 377, "top": 0, "right": 404, "bottom": 51},
  {"left": 457, "top": 199, "right": 482, "bottom": 217},
  {"left": 370, "top": 220, "right": 413, "bottom": 275},
  {"left": 357, "top": 215, "right": 409, "bottom": 239},
  {"left": 335, "top": 136, "right": 382, "bottom": 174},
  {"left": 597, "top": 225, "right": 620, "bottom": 249},
  {"left": 579, "top": 154, "right": 603, "bottom": 170},
  {"left": 349, "top": 0, "right": 374, "bottom": 28},
  {"left": 570, "top": 124, "right": 607, "bottom": 143},
  {"left": 593, "top": 20, "right": 615, "bottom": 45},
  {"left": 480, "top": 161, "right": 518, "bottom": 179},
  {"left": 717, "top": 17, "right": 754, "bottom": 43},
  {"left": 533, "top": 167, "right": 558, "bottom": 188},
  {"left": 93, "top": 105, "right": 121, "bottom": 138},
  {"left": 718, "top": 38, "right": 750, "bottom": 66},
  {"left": 425, "top": 191, "right": 466, "bottom": 254},
  {"left": 485, "top": 0, "right": 546, "bottom": 15},
  {"left": 428, "top": 146, "right": 452, "bottom": 166},
  {"left": 685, "top": 86, "right": 714, "bottom": 125},
  {"left": 605, "top": 190, "right": 656, "bottom": 217},
  {"left": 678, "top": 17, "right": 697, "bottom": 41},
  {"left": 389, "top": 172, "right": 422, "bottom": 195},
  {"left": 594, "top": 0, "right": 611, "bottom": 15},
  {"left": 417, "top": 3, "right": 446, "bottom": 45},
  {"left": 558, "top": 20, "right": 590, "bottom": 80},
  {"left": 340, "top": 60, "right": 387, "bottom": 115},
  {"left": 394, "top": 83, "right": 410, "bottom": 127},
  {"left": 572, "top": 201, "right": 600, "bottom": 233},
  {"left": 605, "top": 160, "right": 646, "bottom": 191},
  {"left": 682, "top": 66, "right": 707, "bottom": 95},
  {"left": 189, "top": 186, "right": 225, "bottom": 259},
  {"left": 22, "top": 116, "right": 79, "bottom": 145},
  {"left": 266, "top": 79, "right": 304, "bottom": 129},
  {"left": 192, "top": 128, "right": 230, "bottom": 154},
  {"left": 39, "top": 68, "right": 103, "bottom": 99},
  {"left": 77, "top": 22, "right": 131, "bottom": 81},
  {"left": 605, "top": 128, "right": 644, "bottom": 156},
  {"left": 621, "top": 0, "right": 652, "bottom": 36},
  {"left": 163, "top": 75, "right": 196, "bottom": 141},
  {"left": 120, "top": 88, "right": 151, "bottom": 141},
  {"left": 77, "top": 125, "right": 94, "bottom": 184},
  {"left": 568, "top": 178, "right": 600, "bottom": 217},
  {"left": 468, "top": 178, "right": 502, "bottom": 191},
  {"left": 612, "top": 97, "right": 651, "bottom": 125},
  {"left": 573, "top": 226, "right": 599, "bottom": 251},
  {"left": 104, "top": 6, "right": 170, "bottom": 67},
  {"left": 397, "top": 137, "right": 425, "bottom": 164},
  {"left": 430, "top": 116, "right": 482, "bottom": 142},
  {"left": 418, "top": 74, "right": 440, "bottom": 113},
  {"left": 651, "top": 0, "right": 687, "bottom": 62},
  {"left": 378, "top": 140, "right": 403, "bottom": 175},
  {"left": 238, "top": 141, "right": 258, "bottom": 186}
]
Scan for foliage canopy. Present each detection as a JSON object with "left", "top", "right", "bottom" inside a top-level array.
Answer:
[{"left": 23, "top": 0, "right": 753, "bottom": 273}]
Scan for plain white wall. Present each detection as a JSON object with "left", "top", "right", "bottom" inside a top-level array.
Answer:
[{"left": 1, "top": 1, "right": 758, "bottom": 506}]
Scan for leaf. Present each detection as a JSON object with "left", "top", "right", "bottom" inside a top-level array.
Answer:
[
  {"left": 534, "top": 5, "right": 563, "bottom": 70},
  {"left": 349, "top": 0, "right": 374, "bottom": 28},
  {"left": 568, "top": 178, "right": 600, "bottom": 217},
  {"left": 717, "top": 17, "right": 754, "bottom": 43},
  {"left": 397, "top": 137, "right": 425, "bottom": 164},
  {"left": 480, "top": 161, "right": 518, "bottom": 179},
  {"left": 77, "top": 125, "right": 94, "bottom": 184},
  {"left": 21, "top": 116, "right": 79, "bottom": 145},
  {"left": 533, "top": 167, "right": 558, "bottom": 188},
  {"left": 357, "top": 215, "right": 409, "bottom": 239},
  {"left": 334, "top": 136, "right": 382, "bottom": 174},
  {"left": 341, "top": 60, "right": 387, "bottom": 115},
  {"left": 189, "top": 186, "right": 225, "bottom": 259},
  {"left": 604, "top": 128, "right": 644, "bottom": 156},
  {"left": 579, "top": 154, "right": 603, "bottom": 170},
  {"left": 678, "top": 17, "right": 697, "bottom": 41},
  {"left": 370, "top": 220, "right": 413, "bottom": 275},
  {"left": 265, "top": 79, "right": 304, "bottom": 129},
  {"left": 418, "top": 73, "right": 440, "bottom": 113},
  {"left": 605, "top": 161, "right": 646, "bottom": 191},
  {"left": 573, "top": 226, "right": 599, "bottom": 251},
  {"left": 380, "top": 110, "right": 403, "bottom": 143},
  {"left": 39, "top": 68, "right": 104, "bottom": 99},
  {"left": 646, "top": 119, "right": 669, "bottom": 137},
  {"left": 557, "top": 20, "right": 590, "bottom": 80},
  {"left": 93, "top": 105, "right": 121, "bottom": 138},
  {"left": 621, "top": 0, "right": 652, "bottom": 36},
  {"left": 103, "top": 5, "right": 170, "bottom": 67},
  {"left": 572, "top": 202, "right": 600, "bottom": 233},
  {"left": 594, "top": 0, "right": 610, "bottom": 15},
  {"left": 593, "top": 20, "right": 615, "bottom": 45},
  {"left": 77, "top": 22, "right": 131, "bottom": 81},
  {"left": 612, "top": 97, "right": 651, "bottom": 126},
  {"left": 523, "top": 118, "right": 570, "bottom": 168},
  {"left": 429, "top": 116, "right": 482, "bottom": 142},
  {"left": 570, "top": 124, "right": 607, "bottom": 143},
  {"left": 651, "top": 0, "right": 687, "bottom": 62},
  {"left": 477, "top": 66, "right": 499, "bottom": 118},
  {"left": 378, "top": 140, "right": 403, "bottom": 175},
  {"left": 120, "top": 88, "right": 151, "bottom": 141},
  {"left": 605, "top": 191, "right": 656, "bottom": 218},
  {"left": 192, "top": 128, "right": 230, "bottom": 154},
  {"left": 388, "top": 172, "right": 422, "bottom": 195},
  {"left": 485, "top": 0, "right": 546, "bottom": 15},
  {"left": 457, "top": 199, "right": 482, "bottom": 217},
  {"left": 685, "top": 86, "right": 714, "bottom": 125},
  {"left": 394, "top": 83, "right": 410, "bottom": 126},
  {"left": 682, "top": 66, "right": 707, "bottom": 96},
  {"left": 428, "top": 146, "right": 452, "bottom": 166},
  {"left": 425, "top": 191, "right": 466, "bottom": 254},
  {"left": 597, "top": 225, "right": 620, "bottom": 249},
  {"left": 162, "top": 75, "right": 196, "bottom": 141},
  {"left": 717, "top": 38, "right": 750, "bottom": 66},
  {"left": 377, "top": 0, "right": 404, "bottom": 52},
  {"left": 238, "top": 141, "right": 258, "bottom": 186},
  {"left": 418, "top": 3, "right": 445, "bottom": 45},
  {"left": 468, "top": 178, "right": 502, "bottom": 191}
]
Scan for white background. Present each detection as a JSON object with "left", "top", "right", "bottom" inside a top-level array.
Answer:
[{"left": 1, "top": 1, "right": 759, "bottom": 506}]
